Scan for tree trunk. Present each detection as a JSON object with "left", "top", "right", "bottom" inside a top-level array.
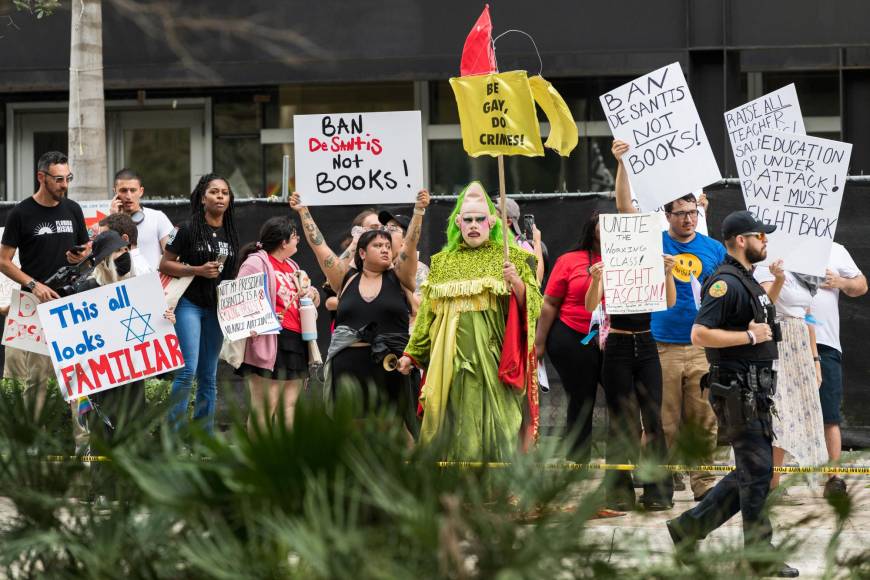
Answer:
[{"left": 68, "top": 0, "right": 107, "bottom": 201}]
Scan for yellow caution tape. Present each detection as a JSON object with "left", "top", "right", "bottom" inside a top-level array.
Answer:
[{"left": 435, "top": 461, "right": 870, "bottom": 475}]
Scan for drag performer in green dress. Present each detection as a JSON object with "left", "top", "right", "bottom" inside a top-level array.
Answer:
[{"left": 398, "top": 182, "right": 542, "bottom": 460}]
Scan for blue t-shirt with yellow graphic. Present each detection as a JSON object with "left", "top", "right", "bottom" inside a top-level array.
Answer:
[{"left": 651, "top": 231, "right": 726, "bottom": 343}]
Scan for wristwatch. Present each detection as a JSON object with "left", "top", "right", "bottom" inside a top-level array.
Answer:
[{"left": 24, "top": 279, "right": 36, "bottom": 292}]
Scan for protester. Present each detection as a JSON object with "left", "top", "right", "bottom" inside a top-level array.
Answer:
[
  {"left": 812, "top": 243, "right": 867, "bottom": 496},
  {"left": 290, "top": 191, "right": 425, "bottom": 431},
  {"left": 397, "top": 182, "right": 542, "bottom": 460},
  {"left": 756, "top": 260, "right": 828, "bottom": 489},
  {"left": 0, "top": 151, "right": 91, "bottom": 451},
  {"left": 99, "top": 212, "right": 153, "bottom": 274},
  {"left": 504, "top": 197, "right": 546, "bottom": 283},
  {"left": 110, "top": 168, "right": 175, "bottom": 272},
  {"left": 667, "top": 211, "right": 798, "bottom": 578},
  {"left": 337, "top": 208, "right": 381, "bottom": 266},
  {"left": 534, "top": 213, "right": 602, "bottom": 462},
  {"left": 159, "top": 173, "right": 239, "bottom": 435},
  {"left": 612, "top": 139, "right": 724, "bottom": 500},
  {"left": 590, "top": 154, "right": 677, "bottom": 510},
  {"left": 235, "top": 216, "right": 320, "bottom": 432},
  {"left": 77, "top": 230, "right": 174, "bottom": 442},
  {"left": 378, "top": 209, "right": 430, "bottom": 305}
]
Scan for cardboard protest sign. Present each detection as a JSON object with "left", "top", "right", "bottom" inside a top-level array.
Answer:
[
  {"left": 450, "top": 71, "right": 544, "bottom": 157},
  {"left": 2, "top": 290, "right": 48, "bottom": 355},
  {"left": 217, "top": 273, "right": 281, "bottom": 341},
  {"left": 725, "top": 84, "right": 805, "bottom": 196},
  {"left": 78, "top": 200, "right": 113, "bottom": 238},
  {"left": 293, "top": 111, "right": 423, "bottom": 206},
  {"left": 38, "top": 272, "right": 183, "bottom": 401},
  {"left": 744, "top": 130, "right": 851, "bottom": 276},
  {"left": 599, "top": 212, "right": 667, "bottom": 314},
  {"left": 600, "top": 62, "right": 722, "bottom": 210}
]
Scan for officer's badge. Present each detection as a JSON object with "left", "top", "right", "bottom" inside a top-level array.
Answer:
[{"left": 709, "top": 280, "right": 728, "bottom": 298}]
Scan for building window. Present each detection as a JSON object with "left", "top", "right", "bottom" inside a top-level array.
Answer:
[{"left": 213, "top": 98, "right": 264, "bottom": 198}]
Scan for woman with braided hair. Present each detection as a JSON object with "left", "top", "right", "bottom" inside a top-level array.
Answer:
[{"left": 160, "top": 174, "right": 239, "bottom": 434}]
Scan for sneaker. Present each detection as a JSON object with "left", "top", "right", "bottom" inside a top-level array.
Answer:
[
  {"left": 823, "top": 476, "right": 847, "bottom": 499},
  {"left": 641, "top": 497, "right": 674, "bottom": 511},
  {"left": 751, "top": 562, "right": 800, "bottom": 578}
]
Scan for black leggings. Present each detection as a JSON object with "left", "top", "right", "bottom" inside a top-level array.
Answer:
[
  {"left": 602, "top": 331, "right": 672, "bottom": 503},
  {"left": 331, "top": 346, "right": 419, "bottom": 438},
  {"left": 546, "top": 318, "right": 601, "bottom": 462}
]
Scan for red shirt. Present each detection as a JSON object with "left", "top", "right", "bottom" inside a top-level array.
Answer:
[
  {"left": 544, "top": 250, "right": 601, "bottom": 334},
  {"left": 269, "top": 255, "right": 302, "bottom": 333}
]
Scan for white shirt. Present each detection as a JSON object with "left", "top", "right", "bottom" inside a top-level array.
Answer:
[
  {"left": 130, "top": 247, "right": 154, "bottom": 276},
  {"left": 136, "top": 207, "right": 174, "bottom": 272},
  {"left": 811, "top": 242, "right": 862, "bottom": 352},
  {"left": 754, "top": 268, "right": 814, "bottom": 319}
]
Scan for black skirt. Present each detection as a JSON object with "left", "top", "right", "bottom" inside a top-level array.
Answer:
[{"left": 236, "top": 329, "right": 310, "bottom": 380}]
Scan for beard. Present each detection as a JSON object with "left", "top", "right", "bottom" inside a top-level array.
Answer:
[{"left": 746, "top": 245, "right": 767, "bottom": 264}]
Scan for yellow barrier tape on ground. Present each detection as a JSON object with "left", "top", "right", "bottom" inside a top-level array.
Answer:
[{"left": 435, "top": 462, "right": 870, "bottom": 475}]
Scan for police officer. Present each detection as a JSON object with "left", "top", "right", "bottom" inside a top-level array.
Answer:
[{"left": 665, "top": 211, "right": 798, "bottom": 578}]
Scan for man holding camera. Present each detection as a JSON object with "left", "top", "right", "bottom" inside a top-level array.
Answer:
[
  {"left": 0, "top": 151, "right": 90, "bottom": 429},
  {"left": 666, "top": 210, "right": 797, "bottom": 578}
]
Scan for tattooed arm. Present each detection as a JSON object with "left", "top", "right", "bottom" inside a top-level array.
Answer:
[
  {"left": 289, "top": 192, "right": 348, "bottom": 293},
  {"left": 395, "top": 189, "right": 429, "bottom": 291}
]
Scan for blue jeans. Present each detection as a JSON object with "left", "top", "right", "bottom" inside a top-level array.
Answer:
[{"left": 168, "top": 297, "right": 222, "bottom": 434}]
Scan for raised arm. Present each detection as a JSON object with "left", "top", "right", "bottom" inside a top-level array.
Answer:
[
  {"left": 395, "top": 189, "right": 429, "bottom": 291},
  {"left": 289, "top": 192, "right": 348, "bottom": 293},
  {"left": 759, "top": 259, "right": 786, "bottom": 304},
  {"left": 585, "top": 262, "right": 604, "bottom": 312},
  {"left": 611, "top": 139, "right": 638, "bottom": 214}
]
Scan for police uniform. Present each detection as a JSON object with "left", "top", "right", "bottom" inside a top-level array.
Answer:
[{"left": 666, "top": 211, "right": 798, "bottom": 578}]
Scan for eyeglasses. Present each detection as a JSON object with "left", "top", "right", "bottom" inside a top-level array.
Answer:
[
  {"left": 740, "top": 232, "right": 767, "bottom": 242},
  {"left": 461, "top": 216, "right": 488, "bottom": 224},
  {"left": 42, "top": 172, "right": 74, "bottom": 184},
  {"left": 668, "top": 210, "right": 699, "bottom": 220}
]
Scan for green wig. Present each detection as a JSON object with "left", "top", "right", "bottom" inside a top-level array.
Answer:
[{"left": 442, "top": 181, "right": 518, "bottom": 253}]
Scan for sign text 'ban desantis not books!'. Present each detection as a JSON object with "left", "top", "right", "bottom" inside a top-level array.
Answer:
[
  {"left": 600, "top": 63, "right": 722, "bottom": 210},
  {"left": 293, "top": 111, "right": 423, "bottom": 206}
]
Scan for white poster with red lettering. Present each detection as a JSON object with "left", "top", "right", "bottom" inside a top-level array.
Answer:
[
  {"left": 2, "top": 290, "right": 49, "bottom": 355},
  {"left": 38, "top": 272, "right": 184, "bottom": 401},
  {"left": 293, "top": 111, "right": 423, "bottom": 206},
  {"left": 78, "top": 200, "right": 113, "bottom": 238},
  {"left": 599, "top": 212, "right": 668, "bottom": 315}
]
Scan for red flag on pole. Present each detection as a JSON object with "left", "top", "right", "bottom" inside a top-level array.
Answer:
[{"left": 460, "top": 4, "right": 498, "bottom": 76}]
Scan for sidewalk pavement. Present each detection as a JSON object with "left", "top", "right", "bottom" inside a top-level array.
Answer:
[{"left": 583, "top": 474, "right": 870, "bottom": 579}]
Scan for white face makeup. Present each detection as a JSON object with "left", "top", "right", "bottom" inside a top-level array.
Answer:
[{"left": 458, "top": 212, "right": 491, "bottom": 248}]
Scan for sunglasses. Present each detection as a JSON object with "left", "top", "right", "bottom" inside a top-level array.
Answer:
[
  {"left": 740, "top": 232, "right": 767, "bottom": 241},
  {"left": 42, "top": 172, "right": 74, "bottom": 184}
]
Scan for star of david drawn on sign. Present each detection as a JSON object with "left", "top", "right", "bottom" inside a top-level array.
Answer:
[{"left": 120, "top": 307, "right": 155, "bottom": 344}]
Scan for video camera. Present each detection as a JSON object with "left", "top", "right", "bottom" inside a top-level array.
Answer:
[{"left": 44, "top": 261, "right": 99, "bottom": 297}]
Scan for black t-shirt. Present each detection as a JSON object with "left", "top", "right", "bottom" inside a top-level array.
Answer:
[
  {"left": 1, "top": 196, "right": 88, "bottom": 283},
  {"left": 336, "top": 269, "right": 410, "bottom": 337},
  {"left": 695, "top": 256, "right": 778, "bottom": 365},
  {"left": 165, "top": 220, "right": 236, "bottom": 309}
]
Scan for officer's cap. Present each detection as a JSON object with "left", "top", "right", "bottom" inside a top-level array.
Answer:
[{"left": 721, "top": 210, "right": 777, "bottom": 240}]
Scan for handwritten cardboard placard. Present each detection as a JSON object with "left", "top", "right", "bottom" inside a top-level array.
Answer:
[
  {"left": 38, "top": 272, "right": 183, "bottom": 401},
  {"left": 293, "top": 111, "right": 423, "bottom": 206},
  {"left": 725, "top": 84, "right": 805, "bottom": 198},
  {"left": 744, "top": 130, "right": 852, "bottom": 276},
  {"left": 599, "top": 212, "right": 667, "bottom": 314},
  {"left": 217, "top": 273, "right": 281, "bottom": 341},
  {"left": 600, "top": 62, "right": 722, "bottom": 210},
  {"left": 2, "top": 290, "right": 49, "bottom": 355}
]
